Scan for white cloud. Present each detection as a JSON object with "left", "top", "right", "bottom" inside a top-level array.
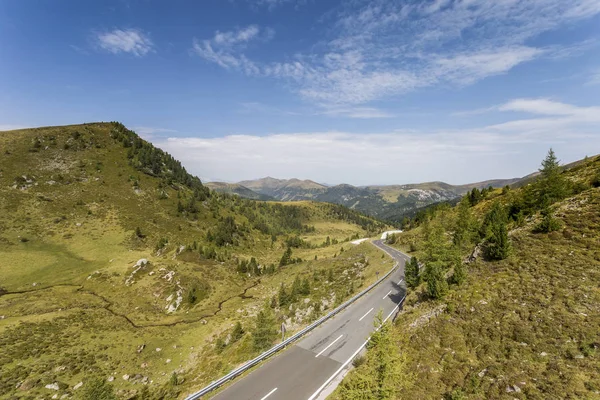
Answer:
[
  {"left": 320, "top": 107, "right": 395, "bottom": 119},
  {"left": 152, "top": 99, "right": 600, "bottom": 185},
  {"left": 244, "top": 0, "right": 308, "bottom": 10},
  {"left": 96, "top": 29, "right": 153, "bottom": 56},
  {"left": 432, "top": 46, "right": 545, "bottom": 84},
  {"left": 132, "top": 126, "right": 178, "bottom": 139},
  {"left": 191, "top": 25, "right": 271, "bottom": 74},
  {"left": 214, "top": 25, "right": 261, "bottom": 46},
  {"left": 588, "top": 69, "right": 600, "bottom": 85},
  {"left": 194, "top": 0, "right": 600, "bottom": 107}
]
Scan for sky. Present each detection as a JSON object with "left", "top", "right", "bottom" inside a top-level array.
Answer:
[{"left": 1, "top": 0, "right": 599, "bottom": 185}]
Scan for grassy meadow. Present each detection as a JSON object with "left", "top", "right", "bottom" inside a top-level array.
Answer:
[{"left": 0, "top": 123, "right": 392, "bottom": 399}]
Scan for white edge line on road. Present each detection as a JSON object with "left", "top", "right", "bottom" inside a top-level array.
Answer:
[
  {"left": 307, "top": 338, "right": 370, "bottom": 400},
  {"left": 358, "top": 307, "right": 374, "bottom": 322},
  {"left": 307, "top": 299, "right": 404, "bottom": 400},
  {"left": 261, "top": 387, "right": 277, "bottom": 400},
  {"left": 382, "top": 290, "right": 392, "bottom": 300},
  {"left": 315, "top": 334, "right": 344, "bottom": 358}
]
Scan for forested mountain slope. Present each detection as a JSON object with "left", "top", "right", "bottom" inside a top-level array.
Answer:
[
  {"left": 0, "top": 122, "right": 390, "bottom": 399},
  {"left": 210, "top": 177, "right": 521, "bottom": 224},
  {"left": 333, "top": 151, "right": 600, "bottom": 399}
]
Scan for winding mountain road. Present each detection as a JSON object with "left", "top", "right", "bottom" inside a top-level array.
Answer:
[{"left": 209, "top": 240, "right": 409, "bottom": 400}]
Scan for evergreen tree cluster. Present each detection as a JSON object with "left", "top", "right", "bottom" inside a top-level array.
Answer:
[
  {"left": 279, "top": 247, "right": 302, "bottom": 267},
  {"left": 206, "top": 216, "right": 240, "bottom": 247},
  {"left": 236, "top": 257, "right": 277, "bottom": 275},
  {"left": 277, "top": 276, "right": 311, "bottom": 307},
  {"left": 110, "top": 122, "right": 210, "bottom": 199},
  {"left": 467, "top": 185, "right": 494, "bottom": 206}
]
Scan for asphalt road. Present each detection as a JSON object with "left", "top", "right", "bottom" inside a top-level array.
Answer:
[{"left": 210, "top": 240, "right": 409, "bottom": 400}]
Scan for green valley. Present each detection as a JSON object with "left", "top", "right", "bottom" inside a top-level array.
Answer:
[{"left": 0, "top": 123, "right": 391, "bottom": 399}]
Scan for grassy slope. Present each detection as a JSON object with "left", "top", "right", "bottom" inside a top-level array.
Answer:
[
  {"left": 333, "top": 156, "right": 600, "bottom": 399},
  {"left": 0, "top": 123, "right": 391, "bottom": 399}
]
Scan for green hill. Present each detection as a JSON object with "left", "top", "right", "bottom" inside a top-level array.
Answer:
[
  {"left": 204, "top": 181, "right": 274, "bottom": 201},
  {"left": 333, "top": 152, "right": 600, "bottom": 399},
  {"left": 0, "top": 122, "right": 391, "bottom": 399}
]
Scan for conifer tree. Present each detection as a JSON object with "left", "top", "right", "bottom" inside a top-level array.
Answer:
[
  {"left": 290, "top": 276, "right": 302, "bottom": 301},
  {"left": 483, "top": 203, "right": 511, "bottom": 261},
  {"left": 451, "top": 258, "right": 467, "bottom": 286},
  {"left": 279, "top": 247, "right": 293, "bottom": 267},
  {"left": 537, "top": 148, "right": 569, "bottom": 207},
  {"left": 453, "top": 197, "right": 475, "bottom": 249},
  {"left": 231, "top": 321, "right": 244, "bottom": 343},
  {"left": 278, "top": 283, "right": 290, "bottom": 307},
  {"left": 405, "top": 257, "right": 420, "bottom": 289},
  {"left": 337, "top": 312, "right": 408, "bottom": 399},
  {"left": 300, "top": 278, "right": 311, "bottom": 295},
  {"left": 252, "top": 301, "right": 277, "bottom": 351},
  {"left": 426, "top": 262, "right": 448, "bottom": 300}
]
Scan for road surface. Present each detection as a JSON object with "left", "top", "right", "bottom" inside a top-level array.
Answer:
[{"left": 210, "top": 240, "right": 409, "bottom": 400}]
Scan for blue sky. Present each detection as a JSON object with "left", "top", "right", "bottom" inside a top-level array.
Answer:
[{"left": 1, "top": 0, "right": 599, "bottom": 185}]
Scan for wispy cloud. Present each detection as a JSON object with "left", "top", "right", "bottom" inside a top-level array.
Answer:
[
  {"left": 320, "top": 107, "right": 395, "bottom": 119},
  {"left": 153, "top": 99, "right": 600, "bottom": 185},
  {"left": 191, "top": 25, "right": 273, "bottom": 74},
  {"left": 239, "top": 102, "right": 301, "bottom": 116},
  {"left": 588, "top": 69, "right": 600, "bottom": 85},
  {"left": 96, "top": 28, "right": 154, "bottom": 56},
  {"left": 132, "top": 126, "right": 178, "bottom": 139},
  {"left": 244, "top": 0, "right": 308, "bottom": 11},
  {"left": 193, "top": 0, "right": 600, "bottom": 107}
]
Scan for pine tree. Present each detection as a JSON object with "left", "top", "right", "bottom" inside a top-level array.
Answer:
[
  {"left": 337, "top": 312, "right": 409, "bottom": 400},
  {"left": 248, "top": 257, "right": 258, "bottom": 275},
  {"left": 328, "top": 269, "right": 334, "bottom": 283},
  {"left": 290, "top": 276, "right": 302, "bottom": 301},
  {"left": 252, "top": 301, "right": 278, "bottom": 351},
  {"left": 537, "top": 148, "right": 569, "bottom": 207},
  {"left": 453, "top": 197, "right": 475, "bottom": 249},
  {"left": 426, "top": 262, "right": 448, "bottom": 300},
  {"left": 484, "top": 210, "right": 511, "bottom": 261},
  {"left": 231, "top": 321, "right": 244, "bottom": 343},
  {"left": 451, "top": 258, "right": 467, "bottom": 286},
  {"left": 279, "top": 247, "right": 292, "bottom": 267},
  {"left": 278, "top": 283, "right": 290, "bottom": 307},
  {"left": 424, "top": 220, "right": 447, "bottom": 263},
  {"left": 405, "top": 257, "right": 420, "bottom": 289},
  {"left": 300, "top": 278, "right": 311, "bottom": 295}
]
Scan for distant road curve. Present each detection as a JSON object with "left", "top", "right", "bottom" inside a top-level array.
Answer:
[{"left": 209, "top": 240, "right": 409, "bottom": 400}]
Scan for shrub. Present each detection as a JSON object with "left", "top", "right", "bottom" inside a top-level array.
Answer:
[{"left": 80, "top": 377, "right": 117, "bottom": 400}]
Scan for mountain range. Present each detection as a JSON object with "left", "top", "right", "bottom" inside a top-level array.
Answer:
[{"left": 206, "top": 177, "right": 523, "bottom": 222}]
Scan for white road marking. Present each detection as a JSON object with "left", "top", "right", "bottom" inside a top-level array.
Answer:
[
  {"left": 315, "top": 334, "right": 344, "bottom": 358},
  {"left": 261, "top": 387, "right": 277, "bottom": 400},
  {"left": 307, "top": 295, "right": 406, "bottom": 400},
  {"left": 382, "top": 290, "right": 392, "bottom": 300},
  {"left": 398, "top": 278, "right": 403, "bottom": 285},
  {"left": 307, "top": 338, "right": 370, "bottom": 400},
  {"left": 358, "top": 307, "right": 374, "bottom": 322}
]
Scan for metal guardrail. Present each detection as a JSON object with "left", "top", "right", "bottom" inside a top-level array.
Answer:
[{"left": 185, "top": 242, "right": 405, "bottom": 400}]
